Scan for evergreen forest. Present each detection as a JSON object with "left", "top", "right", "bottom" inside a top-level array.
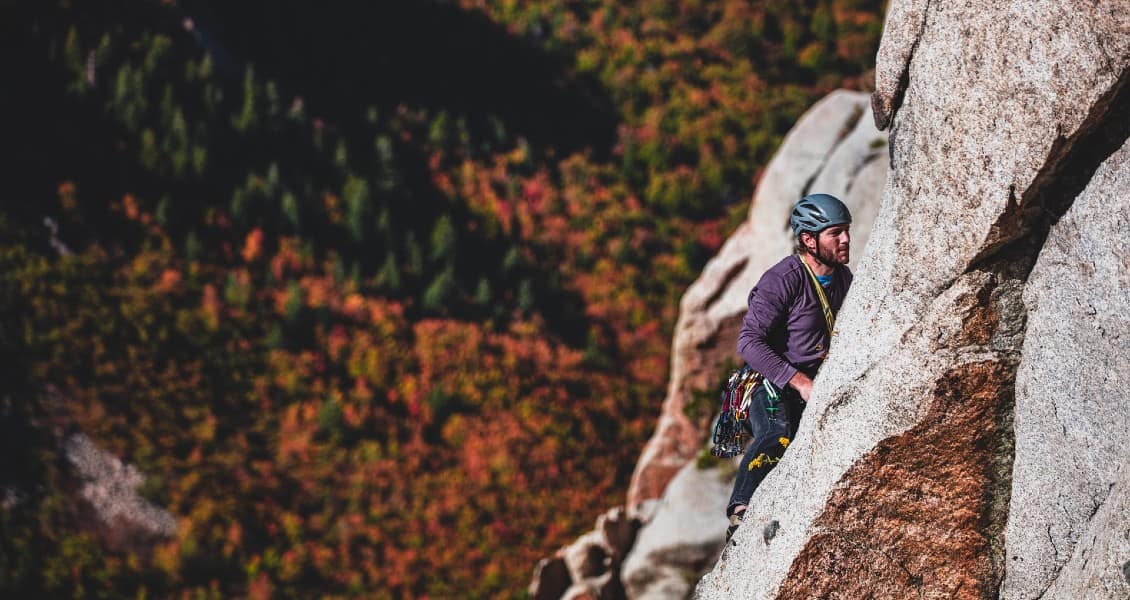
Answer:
[{"left": 0, "top": 0, "right": 884, "bottom": 597}]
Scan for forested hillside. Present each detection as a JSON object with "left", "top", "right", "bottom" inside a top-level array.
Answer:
[{"left": 0, "top": 0, "right": 882, "bottom": 597}]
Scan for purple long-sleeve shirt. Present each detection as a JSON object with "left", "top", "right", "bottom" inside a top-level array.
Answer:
[{"left": 737, "top": 255, "right": 853, "bottom": 389}]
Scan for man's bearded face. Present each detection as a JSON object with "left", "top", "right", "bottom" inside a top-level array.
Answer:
[{"left": 805, "top": 225, "right": 850, "bottom": 266}]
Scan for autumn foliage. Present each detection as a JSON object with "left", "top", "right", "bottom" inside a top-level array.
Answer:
[{"left": 0, "top": 0, "right": 882, "bottom": 597}]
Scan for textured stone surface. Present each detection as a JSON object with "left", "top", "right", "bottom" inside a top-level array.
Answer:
[
  {"left": 627, "top": 90, "right": 888, "bottom": 508},
  {"left": 806, "top": 101, "right": 886, "bottom": 258},
  {"left": 561, "top": 583, "right": 602, "bottom": 600},
  {"left": 1041, "top": 468, "right": 1130, "bottom": 599},
  {"left": 779, "top": 360, "right": 1016, "bottom": 599},
  {"left": 529, "top": 505, "right": 642, "bottom": 600},
  {"left": 530, "top": 556, "right": 573, "bottom": 600},
  {"left": 599, "top": 506, "right": 638, "bottom": 562},
  {"left": 696, "top": 268, "right": 1027, "bottom": 599},
  {"left": 696, "top": 1, "right": 1130, "bottom": 598},
  {"left": 1002, "top": 139, "right": 1130, "bottom": 598},
  {"left": 63, "top": 433, "right": 177, "bottom": 549},
  {"left": 621, "top": 459, "right": 733, "bottom": 599},
  {"left": 563, "top": 530, "right": 611, "bottom": 581}
]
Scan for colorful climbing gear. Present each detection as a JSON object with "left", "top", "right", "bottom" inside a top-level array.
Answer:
[{"left": 711, "top": 365, "right": 778, "bottom": 458}]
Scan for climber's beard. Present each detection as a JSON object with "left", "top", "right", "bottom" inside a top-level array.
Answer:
[
  {"left": 808, "top": 230, "right": 850, "bottom": 267},
  {"left": 816, "top": 238, "right": 849, "bottom": 266}
]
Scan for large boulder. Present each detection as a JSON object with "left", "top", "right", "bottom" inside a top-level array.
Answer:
[
  {"left": 529, "top": 505, "right": 645, "bottom": 600},
  {"left": 626, "top": 90, "right": 888, "bottom": 508},
  {"left": 620, "top": 458, "right": 733, "bottom": 599},
  {"left": 696, "top": 1, "right": 1130, "bottom": 598}
]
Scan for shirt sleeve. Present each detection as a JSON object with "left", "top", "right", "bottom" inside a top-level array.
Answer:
[{"left": 736, "top": 269, "right": 797, "bottom": 389}]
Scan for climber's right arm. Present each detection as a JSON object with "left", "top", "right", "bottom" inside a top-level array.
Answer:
[{"left": 736, "top": 270, "right": 799, "bottom": 391}]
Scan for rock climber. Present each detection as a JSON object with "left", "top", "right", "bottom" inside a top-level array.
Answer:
[{"left": 725, "top": 193, "right": 853, "bottom": 540}]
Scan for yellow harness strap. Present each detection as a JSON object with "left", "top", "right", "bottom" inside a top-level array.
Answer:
[{"left": 796, "top": 255, "right": 835, "bottom": 337}]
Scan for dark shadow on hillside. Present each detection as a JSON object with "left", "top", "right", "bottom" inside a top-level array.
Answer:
[
  {"left": 181, "top": 0, "right": 619, "bottom": 158},
  {"left": 0, "top": 0, "right": 597, "bottom": 347}
]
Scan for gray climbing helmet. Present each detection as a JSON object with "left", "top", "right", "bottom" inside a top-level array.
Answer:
[{"left": 789, "top": 193, "right": 851, "bottom": 237}]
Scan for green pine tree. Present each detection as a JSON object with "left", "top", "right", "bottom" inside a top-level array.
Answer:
[
  {"left": 155, "top": 196, "right": 170, "bottom": 225},
  {"left": 404, "top": 231, "right": 423, "bottom": 276},
  {"left": 284, "top": 280, "right": 304, "bottom": 323},
  {"left": 63, "top": 26, "right": 85, "bottom": 93},
  {"left": 344, "top": 176, "right": 370, "bottom": 243},
  {"left": 375, "top": 205, "right": 391, "bottom": 236},
  {"left": 422, "top": 265, "right": 455, "bottom": 311},
  {"left": 517, "top": 279, "right": 535, "bottom": 312},
  {"left": 281, "top": 191, "right": 300, "bottom": 230},
  {"left": 377, "top": 252, "right": 401, "bottom": 292},
  {"left": 501, "top": 246, "right": 521, "bottom": 275},
  {"left": 429, "top": 111, "right": 450, "bottom": 146},
  {"left": 230, "top": 189, "right": 247, "bottom": 223},
  {"left": 223, "top": 272, "right": 249, "bottom": 308},
  {"left": 430, "top": 214, "right": 456, "bottom": 262},
  {"left": 334, "top": 140, "right": 349, "bottom": 170},
  {"left": 184, "top": 230, "right": 202, "bottom": 262},
  {"left": 265, "top": 81, "right": 280, "bottom": 117},
  {"left": 474, "top": 277, "right": 492, "bottom": 306},
  {"left": 266, "top": 162, "right": 280, "bottom": 197},
  {"left": 234, "top": 65, "right": 259, "bottom": 132}
]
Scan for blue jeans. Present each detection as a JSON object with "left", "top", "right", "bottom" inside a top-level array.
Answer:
[{"left": 726, "top": 381, "right": 805, "bottom": 516}]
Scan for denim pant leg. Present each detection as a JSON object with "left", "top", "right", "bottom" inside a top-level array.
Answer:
[{"left": 726, "top": 384, "right": 803, "bottom": 516}]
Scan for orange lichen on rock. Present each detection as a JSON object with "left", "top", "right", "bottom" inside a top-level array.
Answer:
[{"left": 779, "top": 360, "right": 1014, "bottom": 599}]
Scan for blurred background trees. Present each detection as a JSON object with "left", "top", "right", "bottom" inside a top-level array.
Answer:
[{"left": 0, "top": 0, "right": 882, "bottom": 596}]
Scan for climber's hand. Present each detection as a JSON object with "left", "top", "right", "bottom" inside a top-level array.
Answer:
[{"left": 788, "top": 372, "right": 813, "bottom": 403}]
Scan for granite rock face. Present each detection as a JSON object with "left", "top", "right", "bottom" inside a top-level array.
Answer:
[
  {"left": 1038, "top": 470, "right": 1130, "bottom": 599},
  {"left": 1003, "top": 138, "right": 1130, "bottom": 598},
  {"left": 697, "top": 1, "right": 1130, "bottom": 598},
  {"left": 626, "top": 90, "right": 888, "bottom": 508}
]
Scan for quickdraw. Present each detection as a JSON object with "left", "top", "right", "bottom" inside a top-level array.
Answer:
[
  {"left": 711, "top": 366, "right": 785, "bottom": 458},
  {"left": 711, "top": 365, "right": 764, "bottom": 458},
  {"left": 763, "top": 378, "right": 780, "bottom": 419}
]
